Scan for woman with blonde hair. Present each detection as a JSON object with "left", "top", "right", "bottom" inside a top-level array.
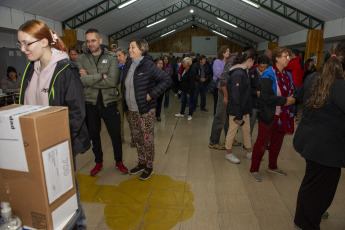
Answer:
[
  {"left": 17, "top": 19, "right": 89, "bottom": 229},
  {"left": 175, "top": 57, "right": 197, "bottom": 120}
]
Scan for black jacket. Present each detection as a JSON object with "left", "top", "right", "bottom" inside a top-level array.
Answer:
[
  {"left": 19, "top": 59, "right": 91, "bottom": 156},
  {"left": 194, "top": 62, "right": 211, "bottom": 83},
  {"left": 293, "top": 73, "right": 345, "bottom": 168},
  {"left": 179, "top": 65, "right": 197, "bottom": 95},
  {"left": 122, "top": 55, "right": 171, "bottom": 114},
  {"left": 249, "top": 68, "right": 261, "bottom": 109},
  {"left": 258, "top": 67, "right": 288, "bottom": 125},
  {"left": 227, "top": 68, "right": 252, "bottom": 120}
]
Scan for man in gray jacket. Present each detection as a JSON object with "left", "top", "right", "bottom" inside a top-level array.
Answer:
[{"left": 77, "top": 28, "right": 128, "bottom": 176}]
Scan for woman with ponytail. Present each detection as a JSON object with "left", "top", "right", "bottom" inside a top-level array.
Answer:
[
  {"left": 224, "top": 49, "right": 256, "bottom": 164},
  {"left": 293, "top": 41, "right": 345, "bottom": 230},
  {"left": 17, "top": 19, "right": 89, "bottom": 229}
]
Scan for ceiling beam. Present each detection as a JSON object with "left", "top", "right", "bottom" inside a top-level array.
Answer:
[
  {"left": 249, "top": 0, "right": 324, "bottom": 29},
  {"left": 145, "top": 16, "right": 257, "bottom": 47},
  {"left": 110, "top": 0, "right": 190, "bottom": 40},
  {"left": 195, "top": 16, "right": 257, "bottom": 47},
  {"left": 109, "top": 0, "right": 278, "bottom": 42},
  {"left": 63, "top": 0, "right": 135, "bottom": 29},
  {"left": 193, "top": 0, "right": 278, "bottom": 42}
]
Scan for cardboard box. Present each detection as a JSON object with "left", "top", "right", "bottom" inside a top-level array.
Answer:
[{"left": 0, "top": 104, "right": 77, "bottom": 230}]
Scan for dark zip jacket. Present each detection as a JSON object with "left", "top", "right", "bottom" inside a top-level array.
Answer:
[
  {"left": 227, "top": 68, "right": 252, "bottom": 120},
  {"left": 258, "top": 66, "right": 290, "bottom": 125},
  {"left": 122, "top": 55, "right": 171, "bottom": 114},
  {"left": 294, "top": 73, "right": 345, "bottom": 168},
  {"left": 19, "top": 59, "right": 90, "bottom": 156}
]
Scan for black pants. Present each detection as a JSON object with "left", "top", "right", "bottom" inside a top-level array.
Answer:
[
  {"left": 85, "top": 103, "right": 122, "bottom": 163},
  {"left": 156, "top": 93, "right": 164, "bottom": 118},
  {"left": 294, "top": 159, "right": 341, "bottom": 230}
]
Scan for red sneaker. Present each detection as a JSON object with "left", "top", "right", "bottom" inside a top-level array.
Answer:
[
  {"left": 115, "top": 161, "right": 128, "bottom": 174},
  {"left": 90, "top": 163, "right": 103, "bottom": 176}
]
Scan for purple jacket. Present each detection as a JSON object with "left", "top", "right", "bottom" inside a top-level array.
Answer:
[{"left": 213, "top": 59, "right": 225, "bottom": 88}]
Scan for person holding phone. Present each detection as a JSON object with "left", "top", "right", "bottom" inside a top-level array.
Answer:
[{"left": 224, "top": 49, "right": 257, "bottom": 164}]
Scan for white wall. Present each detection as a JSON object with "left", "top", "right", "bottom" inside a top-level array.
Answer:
[{"left": 0, "top": 6, "right": 109, "bottom": 48}]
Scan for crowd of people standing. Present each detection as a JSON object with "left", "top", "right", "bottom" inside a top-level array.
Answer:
[{"left": 10, "top": 18, "right": 345, "bottom": 230}]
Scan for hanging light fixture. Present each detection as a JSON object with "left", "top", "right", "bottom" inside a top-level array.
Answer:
[{"left": 240, "top": 0, "right": 260, "bottom": 8}]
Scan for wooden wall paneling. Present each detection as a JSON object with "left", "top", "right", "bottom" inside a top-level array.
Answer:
[
  {"left": 61, "top": 29, "right": 77, "bottom": 51},
  {"left": 149, "top": 27, "right": 244, "bottom": 53},
  {"left": 304, "top": 29, "right": 324, "bottom": 69}
]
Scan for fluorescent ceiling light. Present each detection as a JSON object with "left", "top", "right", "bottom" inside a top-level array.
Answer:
[
  {"left": 216, "top": 17, "right": 237, "bottom": 28},
  {"left": 190, "top": 9, "right": 194, "bottom": 13},
  {"left": 241, "top": 0, "right": 260, "bottom": 8},
  {"left": 147, "top": 18, "right": 167, "bottom": 28},
  {"left": 161, "top": 30, "right": 176, "bottom": 37},
  {"left": 118, "top": 0, "right": 138, "bottom": 9},
  {"left": 212, "top": 30, "right": 227, "bottom": 38}
]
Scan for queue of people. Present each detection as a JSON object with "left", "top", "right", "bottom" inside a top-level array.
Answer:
[{"left": 5, "top": 17, "right": 343, "bottom": 230}]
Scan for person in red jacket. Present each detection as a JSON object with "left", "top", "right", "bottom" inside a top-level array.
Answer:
[{"left": 284, "top": 49, "right": 304, "bottom": 121}]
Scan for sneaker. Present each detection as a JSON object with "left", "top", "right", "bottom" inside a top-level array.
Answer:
[
  {"left": 250, "top": 172, "right": 262, "bottom": 182},
  {"left": 246, "top": 152, "right": 252, "bottom": 159},
  {"left": 188, "top": 115, "right": 193, "bottom": 121},
  {"left": 90, "top": 163, "right": 103, "bottom": 176},
  {"left": 131, "top": 142, "right": 136, "bottom": 148},
  {"left": 268, "top": 168, "right": 287, "bottom": 176},
  {"left": 175, "top": 113, "right": 184, "bottom": 118},
  {"left": 208, "top": 142, "right": 226, "bottom": 150},
  {"left": 156, "top": 116, "right": 161, "bottom": 122},
  {"left": 129, "top": 163, "right": 146, "bottom": 175},
  {"left": 233, "top": 139, "right": 242, "bottom": 146},
  {"left": 140, "top": 167, "right": 154, "bottom": 181},
  {"left": 115, "top": 161, "right": 128, "bottom": 174},
  {"left": 225, "top": 153, "right": 240, "bottom": 164}
]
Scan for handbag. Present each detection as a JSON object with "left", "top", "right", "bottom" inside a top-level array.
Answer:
[{"left": 207, "top": 78, "right": 219, "bottom": 93}]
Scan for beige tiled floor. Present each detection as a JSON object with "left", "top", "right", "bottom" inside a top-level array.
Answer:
[{"left": 76, "top": 93, "right": 345, "bottom": 230}]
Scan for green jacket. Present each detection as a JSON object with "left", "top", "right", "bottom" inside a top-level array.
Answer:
[{"left": 76, "top": 48, "right": 119, "bottom": 106}]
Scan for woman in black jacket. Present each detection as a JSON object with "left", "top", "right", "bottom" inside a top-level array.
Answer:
[
  {"left": 122, "top": 39, "right": 171, "bottom": 181},
  {"left": 174, "top": 57, "right": 197, "bottom": 120},
  {"left": 18, "top": 19, "right": 89, "bottom": 230},
  {"left": 224, "top": 49, "right": 256, "bottom": 164},
  {"left": 294, "top": 41, "right": 345, "bottom": 230}
]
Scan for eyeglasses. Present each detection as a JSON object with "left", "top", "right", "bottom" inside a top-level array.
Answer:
[
  {"left": 281, "top": 55, "right": 290, "bottom": 59},
  {"left": 86, "top": 39, "right": 98, "bottom": 44},
  {"left": 17, "top": 40, "right": 40, "bottom": 50}
]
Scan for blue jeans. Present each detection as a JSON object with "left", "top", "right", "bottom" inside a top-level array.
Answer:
[
  {"left": 194, "top": 82, "right": 207, "bottom": 110},
  {"left": 180, "top": 91, "right": 194, "bottom": 116},
  {"left": 164, "top": 89, "right": 170, "bottom": 108},
  {"left": 293, "top": 87, "right": 300, "bottom": 117}
]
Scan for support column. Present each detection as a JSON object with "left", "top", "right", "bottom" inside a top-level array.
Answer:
[
  {"left": 268, "top": 42, "right": 278, "bottom": 51},
  {"left": 305, "top": 30, "right": 324, "bottom": 69},
  {"left": 61, "top": 29, "right": 77, "bottom": 51}
]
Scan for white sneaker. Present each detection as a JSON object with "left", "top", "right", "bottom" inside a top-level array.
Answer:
[
  {"left": 188, "top": 115, "right": 193, "bottom": 121},
  {"left": 225, "top": 153, "right": 240, "bottom": 164},
  {"left": 175, "top": 113, "right": 184, "bottom": 118},
  {"left": 246, "top": 152, "right": 252, "bottom": 159}
]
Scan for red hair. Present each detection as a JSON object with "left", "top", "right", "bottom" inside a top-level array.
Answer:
[{"left": 19, "top": 19, "right": 67, "bottom": 53}]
